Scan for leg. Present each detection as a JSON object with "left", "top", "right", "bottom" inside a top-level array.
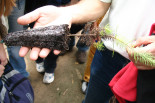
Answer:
[
  {"left": 35, "top": 57, "right": 45, "bottom": 73},
  {"left": 7, "top": 46, "right": 29, "bottom": 77},
  {"left": 76, "top": 24, "right": 90, "bottom": 64},
  {"left": 70, "top": 23, "right": 89, "bottom": 64},
  {"left": 60, "top": 23, "right": 85, "bottom": 55},
  {"left": 43, "top": 51, "right": 59, "bottom": 83},
  {"left": 44, "top": 51, "right": 58, "bottom": 73},
  {"left": 82, "top": 45, "right": 96, "bottom": 94},
  {"left": 7, "top": 0, "right": 28, "bottom": 77},
  {"left": 83, "top": 48, "right": 129, "bottom": 103},
  {"left": 36, "top": 57, "right": 44, "bottom": 64},
  {"left": 69, "top": 23, "right": 86, "bottom": 50},
  {"left": 83, "top": 45, "right": 96, "bottom": 82},
  {"left": 137, "top": 70, "right": 155, "bottom": 103}
]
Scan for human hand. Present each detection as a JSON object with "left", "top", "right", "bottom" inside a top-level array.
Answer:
[
  {"left": 127, "top": 36, "right": 155, "bottom": 70},
  {"left": 0, "top": 65, "right": 5, "bottom": 77},
  {"left": 17, "top": 5, "right": 72, "bottom": 60},
  {"left": 0, "top": 43, "right": 8, "bottom": 66}
]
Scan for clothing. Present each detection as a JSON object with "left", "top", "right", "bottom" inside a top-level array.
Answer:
[
  {"left": 137, "top": 69, "right": 155, "bottom": 103},
  {"left": 83, "top": 48, "right": 129, "bottom": 103},
  {"left": 7, "top": 0, "right": 29, "bottom": 77},
  {"left": 136, "top": 26, "right": 155, "bottom": 103},
  {"left": 109, "top": 62, "right": 137, "bottom": 103},
  {"left": 83, "top": 0, "right": 155, "bottom": 102},
  {"left": 83, "top": 17, "right": 104, "bottom": 82},
  {"left": 69, "top": 24, "right": 89, "bottom": 51},
  {"left": 100, "top": 0, "right": 155, "bottom": 59},
  {"left": 47, "top": 0, "right": 71, "bottom": 6},
  {"left": 109, "top": 23, "right": 155, "bottom": 103},
  {"left": 83, "top": 45, "right": 96, "bottom": 82},
  {"left": 36, "top": 51, "right": 58, "bottom": 73},
  {"left": 25, "top": 0, "right": 71, "bottom": 14}
]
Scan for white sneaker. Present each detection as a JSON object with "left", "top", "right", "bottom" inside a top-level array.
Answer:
[
  {"left": 43, "top": 73, "right": 54, "bottom": 84},
  {"left": 82, "top": 81, "right": 88, "bottom": 94},
  {"left": 36, "top": 62, "right": 45, "bottom": 73}
]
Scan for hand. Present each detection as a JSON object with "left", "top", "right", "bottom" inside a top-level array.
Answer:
[
  {"left": 0, "top": 43, "right": 8, "bottom": 66},
  {"left": 0, "top": 65, "right": 5, "bottom": 77},
  {"left": 17, "top": 6, "right": 72, "bottom": 60},
  {"left": 127, "top": 36, "right": 155, "bottom": 70}
]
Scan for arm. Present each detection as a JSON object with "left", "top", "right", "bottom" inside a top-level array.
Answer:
[
  {"left": 127, "top": 36, "right": 155, "bottom": 70},
  {"left": 17, "top": 0, "right": 110, "bottom": 60},
  {"left": 63, "top": 0, "right": 110, "bottom": 24}
]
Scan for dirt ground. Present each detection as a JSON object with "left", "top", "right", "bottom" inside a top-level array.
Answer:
[{"left": 24, "top": 42, "right": 87, "bottom": 103}]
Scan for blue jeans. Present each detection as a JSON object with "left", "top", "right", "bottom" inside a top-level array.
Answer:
[
  {"left": 83, "top": 48, "right": 130, "bottom": 103},
  {"left": 7, "top": 0, "right": 29, "bottom": 77}
]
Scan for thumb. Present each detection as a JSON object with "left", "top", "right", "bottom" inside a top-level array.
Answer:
[{"left": 17, "top": 9, "right": 40, "bottom": 25}]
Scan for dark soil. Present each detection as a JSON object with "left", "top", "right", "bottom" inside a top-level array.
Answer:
[{"left": 3, "top": 24, "right": 70, "bottom": 50}]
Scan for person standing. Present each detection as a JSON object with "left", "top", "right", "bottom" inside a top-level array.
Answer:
[{"left": 7, "top": 0, "right": 29, "bottom": 77}]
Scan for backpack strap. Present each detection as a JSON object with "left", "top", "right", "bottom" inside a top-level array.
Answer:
[
  {"left": 0, "top": 81, "right": 6, "bottom": 103},
  {"left": 0, "top": 62, "right": 20, "bottom": 102}
]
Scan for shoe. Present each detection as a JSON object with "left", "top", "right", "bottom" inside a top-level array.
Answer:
[
  {"left": 36, "top": 62, "right": 45, "bottom": 73},
  {"left": 81, "top": 80, "right": 88, "bottom": 94},
  {"left": 43, "top": 73, "right": 54, "bottom": 84},
  {"left": 76, "top": 50, "right": 87, "bottom": 64}
]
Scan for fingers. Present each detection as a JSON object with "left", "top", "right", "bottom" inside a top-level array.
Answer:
[
  {"left": 128, "top": 42, "right": 155, "bottom": 55},
  {"left": 17, "top": 9, "right": 40, "bottom": 25},
  {"left": 133, "top": 36, "right": 155, "bottom": 47},
  {"left": 136, "top": 65, "right": 155, "bottom": 70},
  {"left": 30, "top": 47, "right": 41, "bottom": 60},
  {"left": 19, "top": 47, "right": 30, "bottom": 57},
  {"left": 19, "top": 47, "right": 58, "bottom": 60},
  {"left": 39, "top": 48, "right": 51, "bottom": 58},
  {"left": 53, "top": 50, "right": 61, "bottom": 55}
]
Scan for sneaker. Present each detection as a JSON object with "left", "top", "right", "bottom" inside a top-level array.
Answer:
[
  {"left": 81, "top": 80, "right": 88, "bottom": 94},
  {"left": 43, "top": 73, "right": 54, "bottom": 84},
  {"left": 36, "top": 62, "right": 45, "bottom": 73},
  {"left": 76, "top": 50, "right": 87, "bottom": 64}
]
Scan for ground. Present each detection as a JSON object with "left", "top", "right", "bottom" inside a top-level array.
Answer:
[{"left": 25, "top": 42, "right": 87, "bottom": 103}]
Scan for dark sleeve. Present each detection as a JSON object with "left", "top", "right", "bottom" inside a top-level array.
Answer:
[{"left": 47, "top": 0, "right": 71, "bottom": 6}]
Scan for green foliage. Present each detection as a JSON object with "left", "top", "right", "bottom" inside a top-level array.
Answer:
[
  {"left": 94, "top": 24, "right": 155, "bottom": 67},
  {"left": 104, "top": 24, "right": 113, "bottom": 35},
  {"left": 133, "top": 49, "right": 155, "bottom": 67},
  {"left": 93, "top": 41, "right": 104, "bottom": 51}
]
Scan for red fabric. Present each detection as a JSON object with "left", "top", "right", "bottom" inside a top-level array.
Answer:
[
  {"left": 109, "top": 62, "right": 138, "bottom": 103},
  {"left": 109, "top": 23, "right": 155, "bottom": 103},
  {"left": 149, "top": 23, "right": 155, "bottom": 35}
]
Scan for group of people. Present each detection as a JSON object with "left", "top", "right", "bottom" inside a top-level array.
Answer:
[
  {"left": 1, "top": 0, "right": 90, "bottom": 84},
  {"left": 1, "top": 0, "right": 155, "bottom": 103}
]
